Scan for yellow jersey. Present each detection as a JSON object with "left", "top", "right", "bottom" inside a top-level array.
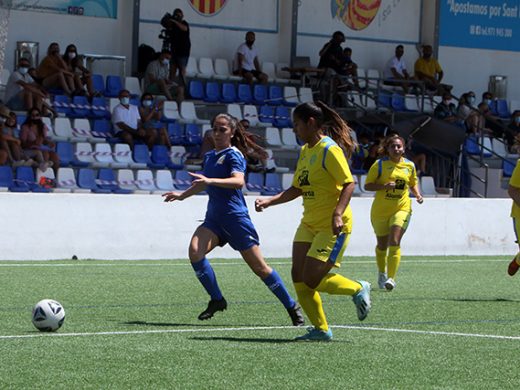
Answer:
[
  {"left": 366, "top": 157, "right": 418, "bottom": 217},
  {"left": 509, "top": 160, "right": 520, "bottom": 218},
  {"left": 292, "top": 136, "right": 354, "bottom": 232}
]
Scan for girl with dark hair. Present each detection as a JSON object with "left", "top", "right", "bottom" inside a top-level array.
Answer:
[
  {"left": 63, "top": 44, "right": 94, "bottom": 97},
  {"left": 364, "top": 134, "right": 423, "bottom": 291},
  {"left": 162, "top": 113, "right": 304, "bottom": 325},
  {"left": 37, "top": 42, "right": 75, "bottom": 96},
  {"left": 138, "top": 93, "right": 171, "bottom": 148},
  {"left": 255, "top": 101, "right": 371, "bottom": 341}
]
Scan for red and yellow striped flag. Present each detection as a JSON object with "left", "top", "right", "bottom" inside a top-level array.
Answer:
[{"left": 189, "top": 0, "right": 228, "bottom": 16}]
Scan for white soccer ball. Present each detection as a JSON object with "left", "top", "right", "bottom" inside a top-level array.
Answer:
[{"left": 31, "top": 299, "right": 65, "bottom": 332}]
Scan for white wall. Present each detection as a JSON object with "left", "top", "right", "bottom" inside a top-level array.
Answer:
[{"left": 0, "top": 193, "right": 514, "bottom": 260}]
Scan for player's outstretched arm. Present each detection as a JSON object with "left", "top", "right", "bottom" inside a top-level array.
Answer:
[{"left": 255, "top": 186, "right": 302, "bottom": 212}]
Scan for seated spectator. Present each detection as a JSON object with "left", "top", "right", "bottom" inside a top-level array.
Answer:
[
  {"left": 240, "top": 119, "right": 270, "bottom": 172},
  {"left": 0, "top": 107, "right": 34, "bottom": 167},
  {"left": 138, "top": 93, "right": 171, "bottom": 148},
  {"left": 62, "top": 44, "right": 94, "bottom": 97},
  {"left": 481, "top": 91, "right": 495, "bottom": 107},
  {"left": 406, "top": 136, "right": 427, "bottom": 176},
  {"left": 144, "top": 50, "right": 182, "bottom": 102},
  {"left": 506, "top": 110, "right": 520, "bottom": 151},
  {"left": 457, "top": 91, "right": 481, "bottom": 133},
  {"left": 434, "top": 92, "right": 463, "bottom": 126},
  {"left": 112, "top": 89, "right": 156, "bottom": 150},
  {"left": 383, "top": 44, "right": 410, "bottom": 93},
  {"left": 478, "top": 93, "right": 503, "bottom": 137},
  {"left": 338, "top": 47, "right": 360, "bottom": 89},
  {"left": 234, "top": 31, "right": 268, "bottom": 84},
  {"left": 414, "top": 45, "right": 452, "bottom": 95},
  {"left": 19, "top": 107, "right": 59, "bottom": 172},
  {"left": 37, "top": 42, "right": 76, "bottom": 96},
  {"left": 5, "top": 57, "right": 52, "bottom": 115}
]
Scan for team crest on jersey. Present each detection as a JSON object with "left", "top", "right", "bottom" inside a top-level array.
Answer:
[
  {"left": 298, "top": 170, "right": 310, "bottom": 186},
  {"left": 216, "top": 155, "right": 226, "bottom": 165}
]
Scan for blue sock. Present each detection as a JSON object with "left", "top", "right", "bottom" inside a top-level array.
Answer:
[
  {"left": 262, "top": 269, "right": 296, "bottom": 309},
  {"left": 191, "top": 257, "right": 223, "bottom": 301}
]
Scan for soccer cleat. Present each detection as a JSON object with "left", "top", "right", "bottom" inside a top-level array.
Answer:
[
  {"left": 378, "top": 272, "right": 388, "bottom": 289},
  {"left": 198, "top": 298, "right": 227, "bottom": 320},
  {"left": 287, "top": 303, "right": 305, "bottom": 326},
  {"left": 352, "top": 280, "right": 371, "bottom": 321},
  {"left": 508, "top": 258, "right": 520, "bottom": 276},
  {"left": 294, "top": 326, "right": 333, "bottom": 341},
  {"left": 384, "top": 278, "right": 396, "bottom": 291}
]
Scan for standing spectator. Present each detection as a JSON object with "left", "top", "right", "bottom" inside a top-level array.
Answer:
[
  {"left": 317, "top": 31, "right": 346, "bottom": 103},
  {"left": 62, "top": 44, "right": 94, "bottom": 97},
  {"left": 5, "top": 58, "right": 49, "bottom": 114},
  {"left": 383, "top": 45, "right": 410, "bottom": 93},
  {"left": 112, "top": 89, "right": 156, "bottom": 150},
  {"left": 20, "top": 107, "right": 59, "bottom": 172},
  {"left": 144, "top": 50, "right": 180, "bottom": 102},
  {"left": 234, "top": 31, "right": 268, "bottom": 84},
  {"left": 414, "top": 45, "right": 452, "bottom": 95},
  {"left": 162, "top": 8, "right": 191, "bottom": 86},
  {"left": 138, "top": 93, "right": 171, "bottom": 148},
  {"left": 37, "top": 42, "right": 76, "bottom": 96}
]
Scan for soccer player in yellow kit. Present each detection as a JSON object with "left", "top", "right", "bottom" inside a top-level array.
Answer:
[
  {"left": 364, "top": 134, "right": 423, "bottom": 291},
  {"left": 507, "top": 160, "right": 520, "bottom": 276},
  {"left": 255, "top": 101, "right": 371, "bottom": 341}
]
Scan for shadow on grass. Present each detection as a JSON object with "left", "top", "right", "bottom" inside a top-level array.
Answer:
[
  {"left": 121, "top": 320, "right": 242, "bottom": 328},
  {"left": 190, "top": 336, "right": 349, "bottom": 344}
]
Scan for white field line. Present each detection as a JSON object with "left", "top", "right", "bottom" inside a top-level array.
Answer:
[
  {"left": 1, "top": 324, "right": 520, "bottom": 341},
  {"left": 0, "top": 258, "right": 509, "bottom": 267}
]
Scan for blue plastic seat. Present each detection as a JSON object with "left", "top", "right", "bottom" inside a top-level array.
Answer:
[
  {"left": 12, "top": 166, "right": 50, "bottom": 193},
  {"left": 189, "top": 80, "right": 205, "bottom": 100},
  {"left": 53, "top": 95, "right": 72, "bottom": 116},
  {"left": 204, "top": 81, "right": 221, "bottom": 103},
  {"left": 237, "top": 84, "right": 253, "bottom": 104},
  {"left": 263, "top": 172, "right": 282, "bottom": 195},
  {"left": 268, "top": 85, "right": 283, "bottom": 105},
  {"left": 273, "top": 106, "right": 291, "bottom": 128},
  {"left": 91, "top": 97, "right": 110, "bottom": 119},
  {"left": 174, "top": 170, "right": 193, "bottom": 190},
  {"left": 221, "top": 83, "right": 237, "bottom": 103},
  {"left": 0, "top": 166, "right": 14, "bottom": 190},
  {"left": 253, "top": 84, "right": 268, "bottom": 105},
  {"left": 185, "top": 124, "right": 202, "bottom": 145},
  {"left": 91, "top": 74, "right": 105, "bottom": 96},
  {"left": 247, "top": 172, "right": 264, "bottom": 192},
  {"left": 496, "top": 99, "right": 510, "bottom": 119},
  {"left": 92, "top": 119, "right": 113, "bottom": 142},
  {"left": 77, "top": 168, "right": 111, "bottom": 193},
  {"left": 105, "top": 75, "right": 123, "bottom": 98},
  {"left": 151, "top": 145, "right": 175, "bottom": 169},
  {"left": 378, "top": 93, "right": 392, "bottom": 108},
  {"left": 259, "top": 105, "right": 275, "bottom": 125},
  {"left": 168, "top": 123, "right": 185, "bottom": 145},
  {"left": 488, "top": 100, "right": 499, "bottom": 116},
  {"left": 464, "top": 136, "right": 480, "bottom": 155},
  {"left": 391, "top": 93, "right": 406, "bottom": 112},
  {"left": 503, "top": 159, "right": 516, "bottom": 177},
  {"left": 71, "top": 95, "right": 91, "bottom": 118},
  {"left": 133, "top": 144, "right": 164, "bottom": 169},
  {"left": 56, "top": 141, "right": 89, "bottom": 167},
  {"left": 97, "top": 168, "right": 132, "bottom": 194}
]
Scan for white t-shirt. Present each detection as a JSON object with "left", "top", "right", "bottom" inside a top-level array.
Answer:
[
  {"left": 112, "top": 103, "right": 140, "bottom": 133},
  {"left": 383, "top": 56, "right": 407, "bottom": 79},
  {"left": 235, "top": 42, "right": 258, "bottom": 72},
  {"left": 5, "top": 70, "right": 35, "bottom": 102}
]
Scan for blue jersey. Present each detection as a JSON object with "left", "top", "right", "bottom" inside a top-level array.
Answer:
[{"left": 203, "top": 147, "right": 249, "bottom": 220}]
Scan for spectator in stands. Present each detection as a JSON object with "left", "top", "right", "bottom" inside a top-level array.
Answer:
[
  {"left": 434, "top": 92, "right": 463, "bottom": 127},
  {"left": 481, "top": 91, "right": 495, "bottom": 107},
  {"left": 506, "top": 110, "right": 520, "bottom": 152},
  {"left": 138, "top": 93, "right": 171, "bottom": 148},
  {"left": 475, "top": 102, "right": 498, "bottom": 137},
  {"left": 255, "top": 101, "right": 371, "bottom": 341},
  {"left": 112, "top": 89, "right": 156, "bottom": 150},
  {"left": 507, "top": 160, "right": 520, "bottom": 276},
  {"left": 162, "top": 113, "right": 304, "bottom": 326},
  {"left": 383, "top": 44, "right": 410, "bottom": 93},
  {"left": 414, "top": 45, "right": 452, "bottom": 95},
  {"left": 364, "top": 134, "right": 423, "bottom": 291},
  {"left": 144, "top": 50, "right": 181, "bottom": 103},
  {"left": 457, "top": 91, "right": 480, "bottom": 133},
  {"left": 5, "top": 58, "right": 49, "bottom": 114},
  {"left": 405, "top": 136, "right": 427, "bottom": 177},
  {"left": 62, "top": 44, "right": 94, "bottom": 97},
  {"left": 0, "top": 106, "right": 33, "bottom": 167},
  {"left": 317, "top": 31, "right": 346, "bottom": 103},
  {"left": 162, "top": 8, "right": 191, "bottom": 86},
  {"left": 20, "top": 107, "right": 59, "bottom": 172},
  {"left": 37, "top": 42, "right": 76, "bottom": 96},
  {"left": 239, "top": 119, "right": 270, "bottom": 173},
  {"left": 234, "top": 31, "right": 268, "bottom": 84},
  {"left": 338, "top": 47, "right": 360, "bottom": 89}
]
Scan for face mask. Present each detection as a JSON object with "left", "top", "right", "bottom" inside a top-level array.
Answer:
[
  {"left": 162, "top": 59, "right": 169, "bottom": 66},
  {"left": 120, "top": 97, "right": 130, "bottom": 105},
  {"left": 515, "top": 117, "right": 520, "bottom": 124},
  {"left": 485, "top": 99, "right": 492, "bottom": 106},
  {"left": 143, "top": 100, "right": 153, "bottom": 107},
  {"left": 0, "top": 117, "right": 6, "bottom": 124},
  {"left": 68, "top": 52, "right": 76, "bottom": 59},
  {"left": 468, "top": 96, "right": 475, "bottom": 105},
  {"left": 18, "top": 67, "right": 29, "bottom": 75}
]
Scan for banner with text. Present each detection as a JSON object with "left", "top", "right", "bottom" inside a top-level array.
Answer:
[
  {"left": 10, "top": 0, "right": 117, "bottom": 19},
  {"left": 439, "top": 0, "right": 520, "bottom": 51}
]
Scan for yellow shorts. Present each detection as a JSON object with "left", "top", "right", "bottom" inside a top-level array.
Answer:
[
  {"left": 371, "top": 210, "right": 412, "bottom": 237},
  {"left": 294, "top": 223, "right": 350, "bottom": 266},
  {"left": 513, "top": 217, "right": 520, "bottom": 243}
]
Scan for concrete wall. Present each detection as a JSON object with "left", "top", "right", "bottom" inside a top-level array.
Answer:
[{"left": 0, "top": 193, "right": 514, "bottom": 260}]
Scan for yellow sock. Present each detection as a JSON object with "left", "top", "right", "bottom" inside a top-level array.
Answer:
[
  {"left": 387, "top": 245, "right": 401, "bottom": 279},
  {"left": 515, "top": 253, "right": 520, "bottom": 266},
  {"left": 294, "top": 282, "right": 328, "bottom": 331},
  {"left": 376, "top": 246, "right": 388, "bottom": 273},
  {"left": 316, "top": 273, "right": 361, "bottom": 296}
]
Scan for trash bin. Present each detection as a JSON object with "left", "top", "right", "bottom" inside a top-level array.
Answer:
[
  {"left": 488, "top": 75, "right": 507, "bottom": 99},
  {"left": 15, "top": 41, "right": 39, "bottom": 68}
]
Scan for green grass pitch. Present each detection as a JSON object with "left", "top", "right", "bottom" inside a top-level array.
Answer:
[{"left": 0, "top": 256, "right": 519, "bottom": 389}]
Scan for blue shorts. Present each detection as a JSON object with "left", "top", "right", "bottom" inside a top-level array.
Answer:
[{"left": 202, "top": 214, "right": 260, "bottom": 251}]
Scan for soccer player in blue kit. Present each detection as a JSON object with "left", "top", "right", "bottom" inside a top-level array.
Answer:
[{"left": 163, "top": 113, "right": 304, "bottom": 325}]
